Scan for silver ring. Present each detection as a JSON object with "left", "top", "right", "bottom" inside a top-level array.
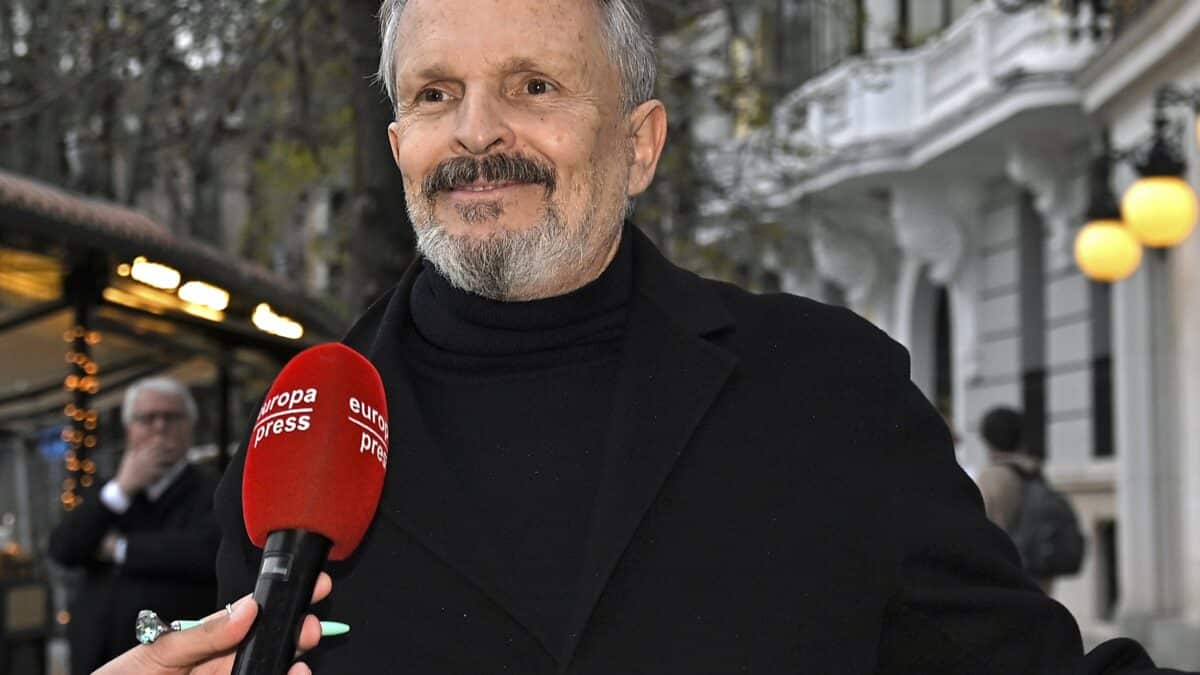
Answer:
[
  {"left": 225, "top": 603, "right": 234, "bottom": 618},
  {"left": 135, "top": 609, "right": 171, "bottom": 645}
]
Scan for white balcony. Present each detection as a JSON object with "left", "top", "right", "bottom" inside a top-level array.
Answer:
[{"left": 715, "top": 3, "right": 1105, "bottom": 211}]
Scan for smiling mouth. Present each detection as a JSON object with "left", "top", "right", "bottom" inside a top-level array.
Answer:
[{"left": 450, "top": 180, "right": 519, "bottom": 193}]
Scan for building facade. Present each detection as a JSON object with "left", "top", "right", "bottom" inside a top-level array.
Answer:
[{"left": 701, "top": 0, "right": 1200, "bottom": 665}]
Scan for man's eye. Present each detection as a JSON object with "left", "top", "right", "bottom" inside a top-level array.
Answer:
[
  {"left": 525, "top": 79, "right": 552, "bottom": 95},
  {"left": 419, "top": 89, "right": 446, "bottom": 103}
]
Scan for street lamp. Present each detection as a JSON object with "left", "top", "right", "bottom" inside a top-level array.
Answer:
[
  {"left": 1076, "top": 151, "right": 1142, "bottom": 282},
  {"left": 1075, "top": 84, "right": 1200, "bottom": 282},
  {"left": 1121, "top": 87, "right": 1199, "bottom": 249},
  {"left": 1123, "top": 177, "right": 1197, "bottom": 248}
]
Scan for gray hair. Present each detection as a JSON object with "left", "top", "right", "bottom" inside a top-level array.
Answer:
[
  {"left": 121, "top": 376, "right": 198, "bottom": 427},
  {"left": 375, "top": 0, "right": 656, "bottom": 115}
]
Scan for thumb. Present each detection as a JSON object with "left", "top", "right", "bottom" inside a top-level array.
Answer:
[{"left": 150, "top": 595, "right": 258, "bottom": 666}]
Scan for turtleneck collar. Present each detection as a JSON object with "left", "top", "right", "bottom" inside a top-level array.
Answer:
[{"left": 408, "top": 225, "right": 633, "bottom": 358}]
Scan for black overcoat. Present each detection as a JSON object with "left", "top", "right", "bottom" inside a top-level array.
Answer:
[{"left": 215, "top": 226, "right": 1181, "bottom": 674}]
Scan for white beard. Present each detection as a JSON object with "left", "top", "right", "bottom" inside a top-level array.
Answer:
[
  {"left": 407, "top": 148, "right": 631, "bottom": 301},
  {"left": 411, "top": 200, "right": 601, "bottom": 301}
]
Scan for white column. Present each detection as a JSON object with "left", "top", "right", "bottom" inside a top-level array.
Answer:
[
  {"left": 1113, "top": 252, "right": 1184, "bottom": 634},
  {"left": 1173, "top": 206, "right": 1200, "bottom": 624},
  {"left": 892, "top": 255, "right": 931, "bottom": 393}
]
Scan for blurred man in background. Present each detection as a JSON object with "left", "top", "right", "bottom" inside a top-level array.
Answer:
[
  {"left": 976, "top": 406, "right": 1086, "bottom": 592},
  {"left": 49, "top": 376, "right": 219, "bottom": 674},
  {"left": 977, "top": 406, "right": 1041, "bottom": 531}
]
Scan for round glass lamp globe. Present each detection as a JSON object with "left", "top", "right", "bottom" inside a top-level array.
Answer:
[
  {"left": 1121, "top": 176, "right": 1198, "bottom": 248},
  {"left": 1074, "top": 219, "right": 1143, "bottom": 282}
]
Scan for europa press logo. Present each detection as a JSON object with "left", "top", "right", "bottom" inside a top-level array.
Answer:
[
  {"left": 348, "top": 396, "right": 388, "bottom": 468},
  {"left": 252, "top": 388, "right": 316, "bottom": 448},
  {"left": 250, "top": 382, "right": 388, "bottom": 468}
]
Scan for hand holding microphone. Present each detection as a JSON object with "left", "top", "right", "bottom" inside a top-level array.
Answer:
[
  {"left": 92, "top": 573, "right": 332, "bottom": 675},
  {"left": 92, "top": 342, "right": 387, "bottom": 675}
]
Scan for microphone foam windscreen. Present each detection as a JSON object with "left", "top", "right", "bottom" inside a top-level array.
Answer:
[{"left": 242, "top": 343, "right": 389, "bottom": 560}]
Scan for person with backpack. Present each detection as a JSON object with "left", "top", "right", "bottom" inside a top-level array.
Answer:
[{"left": 976, "top": 406, "right": 1086, "bottom": 592}]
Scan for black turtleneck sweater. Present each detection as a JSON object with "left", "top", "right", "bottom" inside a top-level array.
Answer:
[{"left": 404, "top": 231, "right": 632, "bottom": 656}]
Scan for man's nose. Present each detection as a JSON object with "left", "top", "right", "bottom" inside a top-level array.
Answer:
[{"left": 453, "top": 90, "right": 515, "bottom": 155}]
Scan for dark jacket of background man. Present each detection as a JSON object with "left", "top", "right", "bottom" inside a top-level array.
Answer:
[
  {"left": 216, "top": 227, "right": 1182, "bottom": 674},
  {"left": 49, "top": 464, "right": 220, "bottom": 673}
]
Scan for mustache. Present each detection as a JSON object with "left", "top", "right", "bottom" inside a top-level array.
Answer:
[{"left": 423, "top": 154, "right": 557, "bottom": 197}]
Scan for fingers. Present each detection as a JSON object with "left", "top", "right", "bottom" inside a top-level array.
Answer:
[
  {"left": 293, "top": 573, "right": 334, "bottom": 657},
  {"left": 311, "top": 571, "right": 332, "bottom": 603},
  {"left": 148, "top": 595, "right": 257, "bottom": 666},
  {"left": 296, "top": 614, "right": 322, "bottom": 656},
  {"left": 288, "top": 662, "right": 313, "bottom": 675}
]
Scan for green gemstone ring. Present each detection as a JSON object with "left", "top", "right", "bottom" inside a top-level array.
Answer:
[{"left": 134, "top": 609, "right": 170, "bottom": 645}]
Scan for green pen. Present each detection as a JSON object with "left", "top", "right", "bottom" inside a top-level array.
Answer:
[{"left": 169, "top": 619, "right": 350, "bottom": 637}]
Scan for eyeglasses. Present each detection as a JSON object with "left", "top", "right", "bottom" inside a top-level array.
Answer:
[{"left": 131, "top": 411, "right": 188, "bottom": 426}]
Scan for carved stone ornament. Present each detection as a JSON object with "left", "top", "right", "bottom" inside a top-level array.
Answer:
[
  {"left": 810, "top": 225, "right": 879, "bottom": 307},
  {"left": 1005, "top": 143, "right": 1088, "bottom": 270},
  {"left": 890, "top": 177, "right": 971, "bottom": 284},
  {"left": 890, "top": 176, "right": 986, "bottom": 383}
]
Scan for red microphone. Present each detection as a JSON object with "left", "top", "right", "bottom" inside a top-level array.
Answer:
[{"left": 233, "top": 343, "right": 388, "bottom": 675}]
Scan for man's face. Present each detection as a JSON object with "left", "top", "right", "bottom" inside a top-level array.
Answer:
[
  {"left": 126, "top": 390, "right": 192, "bottom": 467},
  {"left": 386, "top": 0, "right": 654, "bottom": 300}
]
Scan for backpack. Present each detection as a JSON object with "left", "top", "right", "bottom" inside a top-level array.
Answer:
[{"left": 1006, "top": 465, "right": 1086, "bottom": 577}]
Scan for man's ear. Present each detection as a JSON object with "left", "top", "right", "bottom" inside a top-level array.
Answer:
[
  {"left": 625, "top": 99, "right": 668, "bottom": 197},
  {"left": 387, "top": 120, "right": 404, "bottom": 170}
]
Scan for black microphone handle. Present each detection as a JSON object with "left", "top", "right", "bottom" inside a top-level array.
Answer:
[{"left": 231, "top": 529, "right": 332, "bottom": 675}]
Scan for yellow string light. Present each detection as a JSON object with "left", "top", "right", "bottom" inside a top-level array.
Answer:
[{"left": 62, "top": 325, "right": 102, "bottom": 509}]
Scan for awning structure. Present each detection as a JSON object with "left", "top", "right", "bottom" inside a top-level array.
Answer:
[{"left": 0, "top": 168, "right": 345, "bottom": 471}]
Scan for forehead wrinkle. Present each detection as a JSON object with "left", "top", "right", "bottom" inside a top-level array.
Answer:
[
  {"left": 394, "top": 0, "right": 609, "bottom": 77},
  {"left": 404, "top": 49, "right": 587, "bottom": 78}
]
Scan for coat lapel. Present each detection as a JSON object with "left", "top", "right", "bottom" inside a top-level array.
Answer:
[{"left": 558, "top": 229, "right": 738, "bottom": 668}]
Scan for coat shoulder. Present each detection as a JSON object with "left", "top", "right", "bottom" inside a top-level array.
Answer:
[{"left": 704, "top": 278, "right": 909, "bottom": 378}]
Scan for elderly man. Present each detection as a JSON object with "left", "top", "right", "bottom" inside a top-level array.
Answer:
[
  {"left": 196, "top": 1, "right": 1187, "bottom": 673},
  {"left": 49, "top": 376, "right": 220, "bottom": 674}
]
